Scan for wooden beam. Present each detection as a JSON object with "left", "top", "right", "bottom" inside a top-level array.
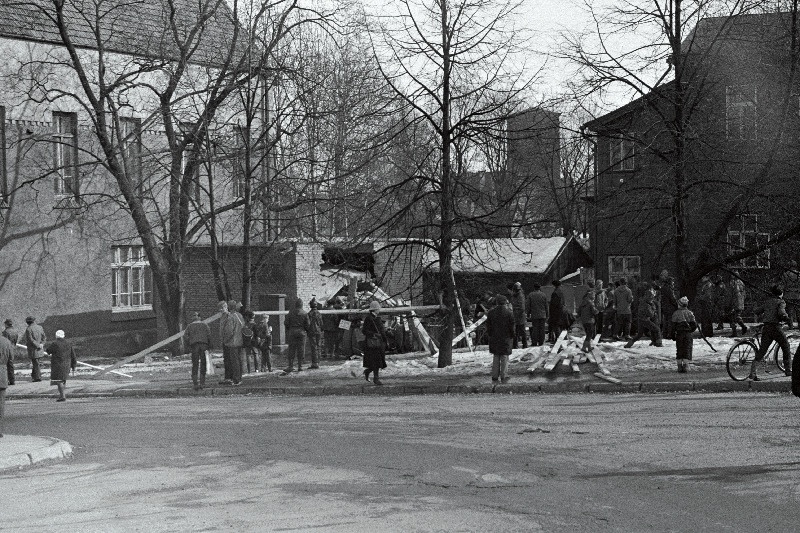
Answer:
[
  {"left": 452, "top": 315, "right": 486, "bottom": 345},
  {"left": 593, "top": 372, "right": 621, "bottom": 384},
  {"left": 76, "top": 360, "right": 133, "bottom": 379},
  {"left": 92, "top": 312, "right": 222, "bottom": 378}
]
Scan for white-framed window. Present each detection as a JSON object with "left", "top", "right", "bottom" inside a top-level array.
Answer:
[
  {"left": 609, "top": 134, "right": 635, "bottom": 171},
  {"left": 112, "top": 245, "right": 153, "bottom": 311},
  {"left": 53, "top": 112, "right": 79, "bottom": 196},
  {"left": 119, "top": 117, "right": 142, "bottom": 195},
  {"left": 728, "top": 214, "right": 770, "bottom": 269},
  {"left": 726, "top": 86, "right": 757, "bottom": 140},
  {"left": 608, "top": 255, "right": 641, "bottom": 283}
]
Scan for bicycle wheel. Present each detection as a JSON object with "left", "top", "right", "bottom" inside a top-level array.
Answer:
[
  {"left": 771, "top": 333, "right": 800, "bottom": 374},
  {"left": 727, "top": 340, "right": 758, "bottom": 381}
]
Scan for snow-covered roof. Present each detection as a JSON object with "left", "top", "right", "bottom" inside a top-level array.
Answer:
[{"left": 426, "top": 237, "right": 570, "bottom": 274}]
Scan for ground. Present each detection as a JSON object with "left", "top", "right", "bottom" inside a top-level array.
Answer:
[{"left": 3, "top": 393, "right": 800, "bottom": 532}]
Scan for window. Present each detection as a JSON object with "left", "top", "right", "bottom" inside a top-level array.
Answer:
[
  {"left": 726, "top": 86, "right": 757, "bottom": 140},
  {"left": 180, "top": 122, "right": 201, "bottom": 204},
  {"left": 608, "top": 255, "right": 641, "bottom": 283},
  {"left": 232, "top": 126, "right": 246, "bottom": 198},
  {"left": 0, "top": 106, "right": 6, "bottom": 206},
  {"left": 609, "top": 134, "right": 635, "bottom": 171},
  {"left": 728, "top": 214, "right": 770, "bottom": 269},
  {"left": 119, "top": 117, "right": 142, "bottom": 195},
  {"left": 53, "top": 112, "right": 79, "bottom": 196},
  {"left": 111, "top": 245, "right": 153, "bottom": 310}
]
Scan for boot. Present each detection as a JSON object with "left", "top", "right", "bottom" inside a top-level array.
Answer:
[
  {"left": 364, "top": 369, "right": 371, "bottom": 382},
  {"left": 624, "top": 340, "right": 634, "bottom": 349},
  {"left": 373, "top": 369, "right": 382, "bottom": 386},
  {"left": 748, "top": 359, "right": 760, "bottom": 381}
]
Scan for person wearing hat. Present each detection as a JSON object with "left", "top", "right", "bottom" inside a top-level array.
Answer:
[
  {"left": 671, "top": 297, "right": 697, "bottom": 373},
  {"left": 526, "top": 283, "right": 549, "bottom": 347},
  {"left": 510, "top": 281, "right": 527, "bottom": 349},
  {"left": 45, "top": 330, "right": 76, "bottom": 402},
  {"left": 750, "top": 285, "right": 792, "bottom": 381},
  {"left": 24, "top": 316, "right": 46, "bottom": 382},
  {"left": 487, "top": 294, "right": 515, "bottom": 383},
  {"left": 0, "top": 331, "right": 13, "bottom": 435},
  {"left": 284, "top": 298, "right": 310, "bottom": 373},
  {"left": 361, "top": 301, "right": 388, "bottom": 385},
  {"left": 1, "top": 319, "right": 18, "bottom": 386},
  {"left": 307, "top": 298, "right": 323, "bottom": 369},
  {"left": 185, "top": 311, "right": 212, "bottom": 390}
]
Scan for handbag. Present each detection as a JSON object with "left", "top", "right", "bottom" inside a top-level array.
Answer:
[{"left": 366, "top": 336, "right": 382, "bottom": 349}]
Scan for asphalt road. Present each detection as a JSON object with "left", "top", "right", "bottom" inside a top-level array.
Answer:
[{"left": 3, "top": 393, "right": 800, "bottom": 532}]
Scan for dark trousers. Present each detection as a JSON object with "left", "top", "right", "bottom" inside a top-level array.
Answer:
[
  {"left": 756, "top": 323, "right": 791, "bottom": 366},
  {"left": 6, "top": 359, "right": 13, "bottom": 385},
  {"left": 595, "top": 312, "right": 604, "bottom": 338},
  {"left": 191, "top": 343, "right": 208, "bottom": 386},
  {"left": 223, "top": 346, "right": 243, "bottom": 383},
  {"left": 323, "top": 330, "right": 340, "bottom": 357},
  {"left": 513, "top": 324, "right": 527, "bottom": 349},
  {"left": 662, "top": 312, "right": 674, "bottom": 339},
  {"left": 30, "top": 357, "right": 41, "bottom": 381},
  {"left": 628, "top": 318, "right": 661, "bottom": 345},
  {"left": 615, "top": 314, "right": 632, "bottom": 338},
  {"left": 308, "top": 333, "right": 321, "bottom": 366},
  {"left": 529, "top": 319, "right": 546, "bottom": 346},
  {"left": 675, "top": 330, "right": 693, "bottom": 360},
  {"left": 259, "top": 345, "right": 272, "bottom": 371},
  {"left": 286, "top": 329, "right": 306, "bottom": 370},
  {"left": 0, "top": 388, "right": 5, "bottom": 435},
  {"left": 729, "top": 309, "right": 746, "bottom": 333}
]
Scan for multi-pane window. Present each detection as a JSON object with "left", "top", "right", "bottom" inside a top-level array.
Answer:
[
  {"left": 609, "top": 134, "right": 635, "bottom": 171},
  {"left": 726, "top": 86, "right": 757, "bottom": 140},
  {"left": 0, "top": 106, "right": 6, "bottom": 205},
  {"left": 728, "top": 214, "right": 770, "bottom": 269},
  {"left": 53, "top": 112, "right": 79, "bottom": 196},
  {"left": 119, "top": 117, "right": 142, "bottom": 194},
  {"left": 111, "top": 245, "right": 153, "bottom": 310},
  {"left": 608, "top": 255, "right": 641, "bottom": 283}
]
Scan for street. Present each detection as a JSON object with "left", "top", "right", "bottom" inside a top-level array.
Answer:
[{"left": 3, "top": 392, "right": 800, "bottom": 532}]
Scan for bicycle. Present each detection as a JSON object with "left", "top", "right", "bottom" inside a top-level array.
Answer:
[{"left": 726, "top": 324, "right": 800, "bottom": 381}]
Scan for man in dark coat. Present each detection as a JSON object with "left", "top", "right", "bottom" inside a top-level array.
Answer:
[
  {"left": 510, "top": 282, "right": 527, "bottom": 349},
  {"left": 527, "top": 283, "right": 549, "bottom": 346},
  {"left": 624, "top": 285, "right": 663, "bottom": 348},
  {"left": 45, "top": 329, "right": 76, "bottom": 402},
  {"left": 487, "top": 294, "right": 515, "bottom": 383},
  {"left": 548, "top": 280, "right": 567, "bottom": 342},
  {"left": 307, "top": 299, "right": 323, "bottom": 369},
  {"left": 24, "top": 316, "right": 46, "bottom": 382},
  {"left": 0, "top": 333, "right": 12, "bottom": 436},
  {"left": 2, "top": 319, "right": 18, "bottom": 386},
  {"left": 284, "top": 298, "right": 310, "bottom": 373}
]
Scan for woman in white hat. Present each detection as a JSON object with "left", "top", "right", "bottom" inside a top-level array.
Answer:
[
  {"left": 45, "top": 330, "right": 77, "bottom": 401},
  {"left": 361, "top": 301, "right": 388, "bottom": 385}
]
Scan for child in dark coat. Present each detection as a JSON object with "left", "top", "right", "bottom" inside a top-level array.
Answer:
[{"left": 672, "top": 296, "right": 697, "bottom": 373}]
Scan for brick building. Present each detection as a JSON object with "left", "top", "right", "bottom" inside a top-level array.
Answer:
[{"left": 583, "top": 11, "right": 800, "bottom": 291}]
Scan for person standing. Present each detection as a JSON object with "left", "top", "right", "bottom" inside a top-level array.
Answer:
[
  {"left": 696, "top": 277, "right": 714, "bottom": 338},
  {"left": 284, "top": 298, "right": 310, "bottom": 373},
  {"left": 526, "top": 284, "right": 548, "bottom": 347},
  {"left": 45, "top": 330, "right": 76, "bottom": 402},
  {"left": 603, "top": 284, "right": 617, "bottom": 339},
  {"left": 672, "top": 297, "right": 698, "bottom": 373},
  {"left": 184, "top": 311, "right": 211, "bottom": 390},
  {"left": 613, "top": 279, "right": 634, "bottom": 340},
  {"left": 548, "top": 279, "right": 567, "bottom": 342},
  {"left": 473, "top": 292, "right": 493, "bottom": 346},
  {"left": 0, "top": 333, "right": 12, "bottom": 437},
  {"left": 253, "top": 314, "right": 272, "bottom": 372},
  {"left": 728, "top": 277, "right": 748, "bottom": 337},
  {"left": 322, "top": 299, "right": 342, "bottom": 359},
  {"left": 624, "top": 284, "right": 663, "bottom": 348},
  {"left": 782, "top": 261, "right": 800, "bottom": 328},
  {"left": 307, "top": 299, "right": 323, "bottom": 369},
  {"left": 217, "top": 301, "right": 231, "bottom": 384},
  {"left": 241, "top": 310, "right": 257, "bottom": 373},
  {"left": 2, "top": 319, "right": 18, "bottom": 386},
  {"left": 510, "top": 282, "right": 527, "bottom": 349},
  {"left": 220, "top": 300, "right": 244, "bottom": 385},
  {"left": 24, "top": 316, "right": 46, "bottom": 382},
  {"left": 661, "top": 278, "right": 678, "bottom": 340},
  {"left": 361, "top": 301, "right": 388, "bottom": 385},
  {"left": 487, "top": 294, "right": 515, "bottom": 383},
  {"left": 594, "top": 280, "right": 606, "bottom": 337},
  {"left": 749, "top": 285, "right": 792, "bottom": 381},
  {"left": 577, "top": 289, "right": 598, "bottom": 352}
]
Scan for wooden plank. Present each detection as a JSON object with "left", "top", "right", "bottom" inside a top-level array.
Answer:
[
  {"left": 254, "top": 305, "right": 443, "bottom": 316},
  {"left": 452, "top": 315, "right": 486, "bottom": 345},
  {"left": 76, "top": 360, "right": 133, "bottom": 379},
  {"left": 596, "top": 360, "right": 611, "bottom": 375},
  {"left": 586, "top": 351, "right": 597, "bottom": 364},
  {"left": 593, "top": 372, "right": 621, "bottom": 384},
  {"left": 543, "top": 353, "right": 562, "bottom": 371},
  {"left": 526, "top": 355, "right": 545, "bottom": 373},
  {"left": 570, "top": 355, "right": 581, "bottom": 373},
  {"left": 561, "top": 356, "right": 571, "bottom": 367},
  {"left": 550, "top": 330, "right": 568, "bottom": 354},
  {"left": 410, "top": 312, "right": 438, "bottom": 355},
  {"left": 93, "top": 312, "right": 222, "bottom": 378},
  {"left": 450, "top": 269, "right": 473, "bottom": 353}
]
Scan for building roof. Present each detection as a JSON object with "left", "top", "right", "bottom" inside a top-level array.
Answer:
[
  {"left": 425, "top": 237, "right": 574, "bottom": 274},
  {"left": 0, "top": 0, "right": 240, "bottom": 66}
]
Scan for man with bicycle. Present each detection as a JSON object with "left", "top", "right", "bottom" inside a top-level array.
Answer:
[{"left": 749, "top": 285, "right": 792, "bottom": 381}]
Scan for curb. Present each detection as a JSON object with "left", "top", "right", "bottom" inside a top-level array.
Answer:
[
  {"left": 4, "top": 379, "right": 795, "bottom": 399},
  {"left": 0, "top": 437, "right": 73, "bottom": 473}
]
